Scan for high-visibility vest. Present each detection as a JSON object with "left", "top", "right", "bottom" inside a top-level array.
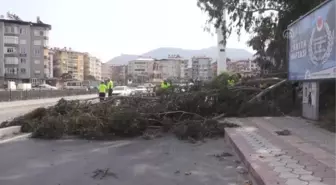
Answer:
[
  {"left": 161, "top": 82, "right": 168, "bottom": 89},
  {"left": 98, "top": 84, "right": 107, "bottom": 93},
  {"left": 227, "top": 79, "right": 235, "bottom": 87},
  {"left": 107, "top": 80, "right": 114, "bottom": 89}
]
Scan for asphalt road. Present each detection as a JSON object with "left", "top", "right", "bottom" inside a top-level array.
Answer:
[
  {"left": 0, "top": 95, "right": 250, "bottom": 185},
  {"left": 0, "top": 137, "right": 249, "bottom": 185},
  {"left": 0, "top": 94, "right": 97, "bottom": 123}
]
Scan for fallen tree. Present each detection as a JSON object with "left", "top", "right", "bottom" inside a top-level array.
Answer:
[{"left": 0, "top": 73, "right": 302, "bottom": 140}]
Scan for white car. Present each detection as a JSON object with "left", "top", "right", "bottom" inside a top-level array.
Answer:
[
  {"left": 135, "top": 86, "right": 147, "bottom": 94},
  {"left": 36, "top": 84, "right": 58, "bottom": 90},
  {"left": 112, "top": 86, "right": 132, "bottom": 96}
]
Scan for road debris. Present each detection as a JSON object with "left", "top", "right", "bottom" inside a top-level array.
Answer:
[
  {"left": 275, "top": 129, "right": 291, "bottom": 136},
  {"left": 184, "top": 171, "right": 192, "bottom": 175},
  {"left": 92, "top": 168, "right": 118, "bottom": 180},
  {"left": 236, "top": 166, "right": 248, "bottom": 174},
  {"left": 1, "top": 73, "right": 302, "bottom": 140}
]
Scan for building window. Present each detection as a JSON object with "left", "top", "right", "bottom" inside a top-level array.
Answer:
[
  {"left": 34, "top": 30, "right": 44, "bottom": 36},
  {"left": 19, "top": 28, "right": 26, "bottom": 35},
  {"left": 34, "top": 60, "right": 40, "bottom": 64},
  {"left": 4, "top": 47, "right": 16, "bottom": 53},
  {"left": 5, "top": 57, "right": 19, "bottom": 64},
  {"left": 5, "top": 26, "right": 11, "bottom": 33},
  {"left": 34, "top": 40, "right": 41, "bottom": 45},
  {"left": 35, "top": 70, "right": 41, "bottom": 74},
  {"left": 5, "top": 26, "right": 18, "bottom": 34},
  {"left": 20, "top": 68, "right": 26, "bottom": 74},
  {"left": 20, "top": 47, "right": 26, "bottom": 54},
  {"left": 20, "top": 58, "right": 26, "bottom": 64},
  {"left": 43, "top": 39, "right": 49, "bottom": 47},
  {"left": 34, "top": 48, "right": 40, "bottom": 56},
  {"left": 20, "top": 40, "right": 26, "bottom": 44},
  {"left": 5, "top": 68, "right": 18, "bottom": 74}
]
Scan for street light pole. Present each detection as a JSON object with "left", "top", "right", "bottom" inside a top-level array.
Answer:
[{"left": 217, "top": 8, "right": 227, "bottom": 75}]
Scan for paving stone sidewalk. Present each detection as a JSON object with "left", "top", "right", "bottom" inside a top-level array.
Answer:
[{"left": 223, "top": 117, "right": 336, "bottom": 185}]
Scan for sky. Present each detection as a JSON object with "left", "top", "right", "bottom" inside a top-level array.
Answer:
[{"left": 1, "top": 0, "right": 253, "bottom": 62}]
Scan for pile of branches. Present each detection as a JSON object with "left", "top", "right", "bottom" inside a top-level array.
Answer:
[{"left": 0, "top": 73, "right": 300, "bottom": 140}]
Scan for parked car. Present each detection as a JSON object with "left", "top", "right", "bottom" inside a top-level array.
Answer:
[
  {"left": 135, "top": 86, "right": 147, "bottom": 94},
  {"left": 63, "top": 81, "right": 88, "bottom": 90},
  {"left": 34, "top": 84, "right": 58, "bottom": 90},
  {"left": 112, "top": 86, "right": 132, "bottom": 96}
]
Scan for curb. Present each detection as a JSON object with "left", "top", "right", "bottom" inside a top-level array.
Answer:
[
  {"left": 0, "top": 133, "right": 32, "bottom": 144},
  {"left": 0, "top": 126, "right": 21, "bottom": 139},
  {"left": 0, "top": 126, "right": 32, "bottom": 145},
  {"left": 0, "top": 94, "right": 97, "bottom": 110},
  {"left": 224, "top": 128, "right": 265, "bottom": 185}
]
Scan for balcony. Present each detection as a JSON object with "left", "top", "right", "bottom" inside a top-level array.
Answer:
[
  {"left": 4, "top": 43, "right": 18, "bottom": 47},
  {"left": 4, "top": 53, "right": 19, "bottom": 57},
  {"left": 4, "top": 32, "right": 19, "bottom": 36}
]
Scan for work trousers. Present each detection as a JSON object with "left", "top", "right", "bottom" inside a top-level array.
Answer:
[
  {"left": 99, "top": 92, "right": 106, "bottom": 102},
  {"left": 108, "top": 89, "right": 113, "bottom": 97}
]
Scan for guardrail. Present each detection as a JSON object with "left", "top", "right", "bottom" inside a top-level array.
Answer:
[{"left": 0, "top": 89, "right": 96, "bottom": 102}]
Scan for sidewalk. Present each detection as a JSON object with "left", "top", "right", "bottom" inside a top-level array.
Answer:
[
  {"left": 223, "top": 116, "right": 335, "bottom": 185},
  {"left": 0, "top": 94, "right": 97, "bottom": 109}
]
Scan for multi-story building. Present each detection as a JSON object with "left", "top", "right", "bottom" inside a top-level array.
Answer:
[
  {"left": 151, "top": 55, "right": 187, "bottom": 83},
  {"left": 0, "top": 17, "right": 51, "bottom": 85},
  {"left": 111, "top": 65, "right": 127, "bottom": 85},
  {"left": 52, "top": 47, "right": 85, "bottom": 81},
  {"left": 185, "top": 67, "right": 192, "bottom": 80},
  {"left": 128, "top": 56, "right": 188, "bottom": 84},
  {"left": 95, "top": 58, "right": 102, "bottom": 81},
  {"left": 101, "top": 62, "right": 112, "bottom": 80},
  {"left": 128, "top": 57, "right": 154, "bottom": 83},
  {"left": 191, "top": 56, "right": 212, "bottom": 81},
  {"left": 211, "top": 61, "right": 217, "bottom": 78},
  {"left": 84, "top": 55, "right": 102, "bottom": 81},
  {"left": 43, "top": 47, "right": 54, "bottom": 78},
  {"left": 227, "top": 59, "right": 259, "bottom": 76}
]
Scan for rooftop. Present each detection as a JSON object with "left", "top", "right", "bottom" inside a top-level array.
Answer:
[{"left": 0, "top": 18, "right": 51, "bottom": 29}]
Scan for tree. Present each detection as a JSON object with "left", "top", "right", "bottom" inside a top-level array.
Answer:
[
  {"left": 6, "top": 12, "right": 22, "bottom": 21},
  {"left": 61, "top": 72, "right": 73, "bottom": 81},
  {"left": 197, "top": 0, "right": 325, "bottom": 72}
]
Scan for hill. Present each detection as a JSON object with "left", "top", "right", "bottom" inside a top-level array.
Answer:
[{"left": 106, "top": 46, "right": 254, "bottom": 65}]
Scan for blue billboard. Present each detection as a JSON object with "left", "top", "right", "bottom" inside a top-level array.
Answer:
[{"left": 288, "top": 0, "right": 335, "bottom": 80}]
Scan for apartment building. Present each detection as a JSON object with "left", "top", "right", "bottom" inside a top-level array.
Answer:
[
  {"left": 111, "top": 65, "right": 127, "bottom": 85},
  {"left": 211, "top": 61, "right": 217, "bottom": 78},
  {"left": 101, "top": 62, "right": 112, "bottom": 80},
  {"left": 155, "top": 57, "right": 187, "bottom": 81},
  {"left": 0, "top": 17, "right": 51, "bottom": 85},
  {"left": 191, "top": 56, "right": 212, "bottom": 81},
  {"left": 128, "top": 56, "right": 188, "bottom": 83},
  {"left": 52, "top": 47, "right": 85, "bottom": 81},
  {"left": 227, "top": 59, "right": 259, "bottom": 76},
  {"left": 84, "top": 55, "right": 102, "bottom": 81},
  {"left": 43, "top": 48, "right": 54, "bottom": 78},
  {"left": 128, "top": 58, "right": 154, "bottom": 82}
]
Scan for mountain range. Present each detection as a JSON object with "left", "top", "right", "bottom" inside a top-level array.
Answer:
[{"left": 106, "top": 46, "right": 254, "bottom": 65}]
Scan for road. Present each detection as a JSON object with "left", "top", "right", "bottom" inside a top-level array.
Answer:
[
  {"left": 0, "top": 95, "right": 250, "bottom": 185},
  {"left": 0, "top": 94, "right": 97, "bottom": 123},
  {"left": 0, "top": 137, "right": 249, "bottom": 185}
]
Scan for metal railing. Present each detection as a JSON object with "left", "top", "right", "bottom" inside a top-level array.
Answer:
[{"left": 0, "top": 89, "right": 96, "bottom": 102}]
